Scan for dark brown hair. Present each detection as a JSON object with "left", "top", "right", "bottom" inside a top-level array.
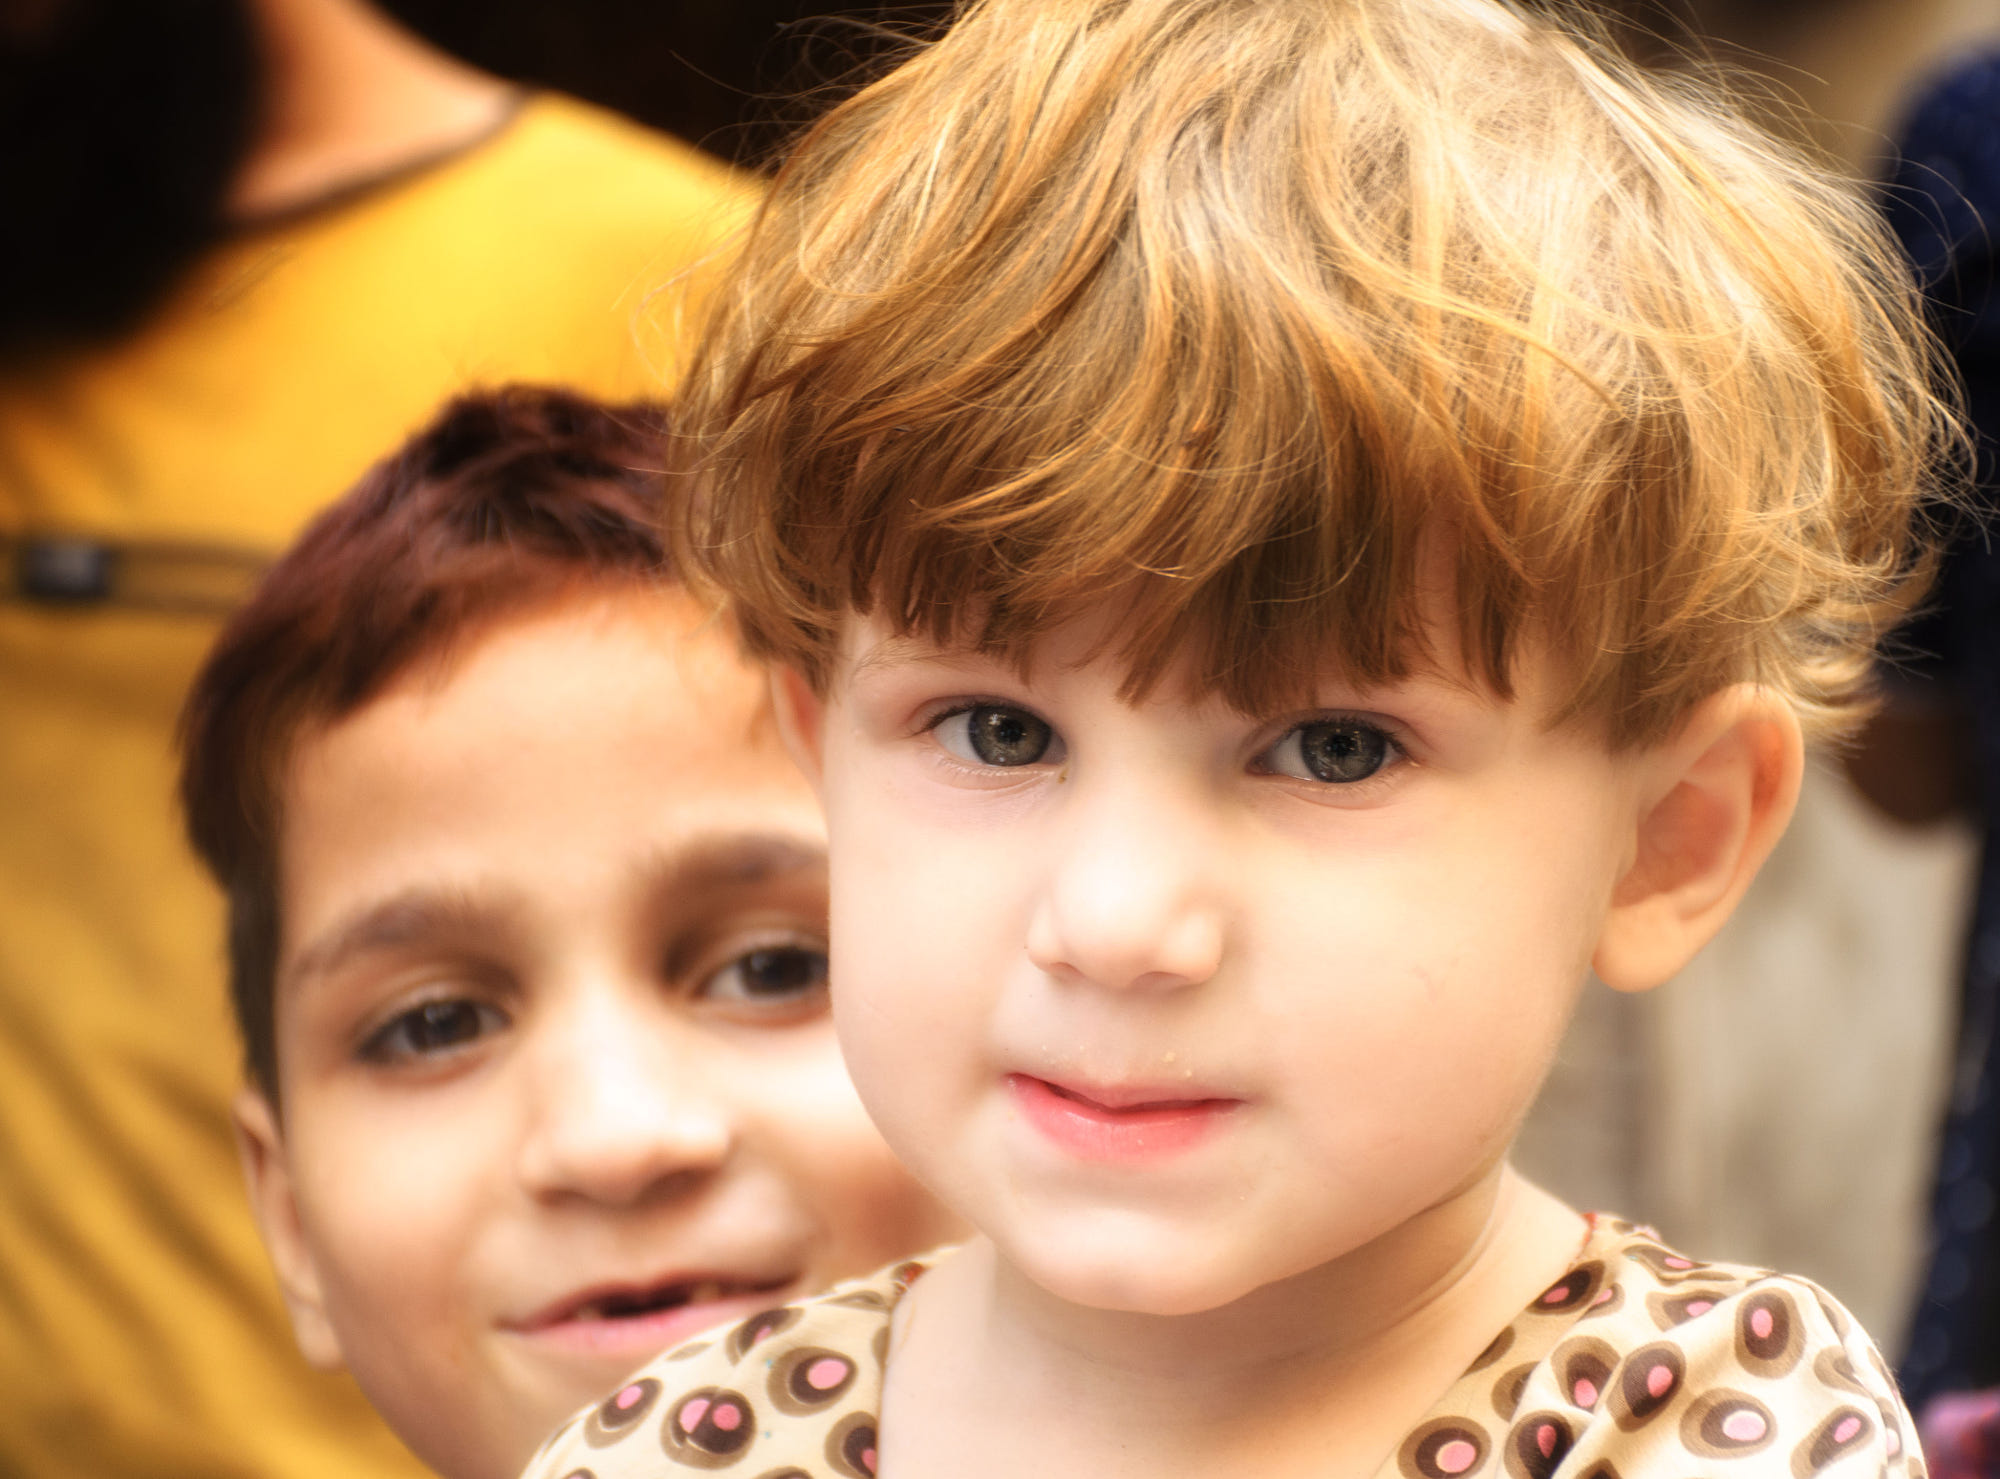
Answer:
[
  {"left": 179, "top": 385, "right": 673, "bottom": 1098},
  {"left": 673, "top": 0, "right": 1961, "bottom": 746}
]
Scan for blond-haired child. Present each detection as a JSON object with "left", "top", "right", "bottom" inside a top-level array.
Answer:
[{"left": 524, "top": 2, "right": 1955, "bottom": 1475}]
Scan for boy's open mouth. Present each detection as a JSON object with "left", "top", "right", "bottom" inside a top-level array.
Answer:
[{"left": 546, "top": 1273, "right": 795, "bottom": 1327}]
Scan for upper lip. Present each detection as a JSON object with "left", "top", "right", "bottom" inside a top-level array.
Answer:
[
  {"left": 510, "top": 1269, "right": 799, "bottom": 1331},
  {"left": 1025, "top": 1073, "right": 1239, "bottom": 1111}
]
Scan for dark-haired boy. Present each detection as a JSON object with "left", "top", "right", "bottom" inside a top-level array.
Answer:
[{"left": 179, "top": 386, "right": 957, "bottom": 1479}]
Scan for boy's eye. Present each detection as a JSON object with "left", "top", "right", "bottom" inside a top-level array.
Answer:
[
  {"left": 935, "top": 705, "right": 1059, "bottom": 767},
  {"left": 699, "top": 945, "right": 829, "bottom": 1011},
  {"left": 1265, "top": 718, "right": 1395, "bottom": 784},
  {"left": 361, "top": 998, "right": 505, "bottom": 1062}
]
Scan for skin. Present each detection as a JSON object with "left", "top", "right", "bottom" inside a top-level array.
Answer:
[
  {"left": 776, "top": 607, "right": 1803, "bottom": 1479},
  {"left": 234, "top": 592, "right": 962, "bottom": 1479},
  {"left": 231, "top": 0, "right": 516, "bottom": 220}
]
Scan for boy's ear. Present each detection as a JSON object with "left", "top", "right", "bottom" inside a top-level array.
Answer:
[
  {"left": 770, "top": 664, "right": 829, "bottom": 792},
  {"left": 232, "top": 1088, "right": 345, "bottom": 1370},
  {"left": 1593, "top": 685, "right": 1804, "bottom": 994}
]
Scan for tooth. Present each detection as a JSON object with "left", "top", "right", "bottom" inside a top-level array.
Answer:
[
  {"left": 575, "top": 1302, "right": 603, "bottom": 1322},
  {"left": 690, "top": 1280, "right": 723, "bottom": 1304}
]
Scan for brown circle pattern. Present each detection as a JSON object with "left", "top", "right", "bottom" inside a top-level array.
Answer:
[
  {"left": 1553, "top": 1335, "right": 1620, "bottom": 1412},
  {"left": 1737, "top": 1288, "right": 1805, "bottom": 1377},
  {"left": 1528, "top": 1261, "right": 1604, "bottom": 1317},
  {"left": 1399, "top": 1417, "right": 1492, "bottom": 1479},
  {"left": 585, "top": 1378, "right": 662, "bottom": 1448},
  {"left": 727, "top": 1307, "right": 802, "bottom": 1362},
  {"left": 1608, "top": 1341, "right": 1685, "bottom": 1431},
  {"left": 1491, "top": 1362, "right": 1536, "bottom": 1420},
  {"left": 823, "top": 1412, "right": 879, "bottom": 1478},
  {"left": 1504, "top": 1411, "right": 1576, "bottom": 1479},
  {"left": 1681, "top": 1389, "right": 1778, "bottom": 1457},
  {"left": 1790, "top": 1406, "right": 1875, "bottom": 1478},
  {"left": 1644, "top": 1287, "right": 1733, "bottom": 1330},
  {"left": 767, "top": 1347, "right": 860, "bottom": 1417},
  {"left": 658, "top": 1387, "right": 757, "bottom": 1470},
  {"left": 1466, "top": 1324, "right": 1516, "bottom": 1375}
]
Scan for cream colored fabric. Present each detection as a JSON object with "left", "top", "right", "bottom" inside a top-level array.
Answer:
[{"left": 524, "top": 1219, "right": 1917, "bottom": 1479}]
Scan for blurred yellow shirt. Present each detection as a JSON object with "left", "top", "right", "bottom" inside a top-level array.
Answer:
[{"left": 0, "top": 93, "right": 751, "bottom": 1478}]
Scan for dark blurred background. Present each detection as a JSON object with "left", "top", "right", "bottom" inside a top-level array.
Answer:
[{"left": 382, "top": 0, "right": 952, "bottom": 168}]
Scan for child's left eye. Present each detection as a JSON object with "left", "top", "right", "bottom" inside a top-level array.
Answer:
[
  {"left": 698, "top": 944, "right": 830, "bottom": 1013},
  {"left": 1261, "top": 718, "right": 1399, "bottom": 784},
  {"left": 931, "top": 704, "right": 1065, "bottom": 767}
]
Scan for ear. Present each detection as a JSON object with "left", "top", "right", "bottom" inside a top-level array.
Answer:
[
  {"left": 232, "top": 1088, "right": 345, "bottom": 1370},
  {"left": 770, "top": 664, "right": 829, "bottom": 793},
  {"left": 1592, "top": 685, "right": 1803, "bottom": 993}
]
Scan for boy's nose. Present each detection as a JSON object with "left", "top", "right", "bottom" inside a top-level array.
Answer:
[
  {"left": 1024, "top": 787, "right": 1226, "bottom": 992},
  {"left": 515, "top": 988, "right": 733, "bottom": 1206}
]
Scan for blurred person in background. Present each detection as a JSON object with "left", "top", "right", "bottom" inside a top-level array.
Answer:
[
  {"left": 0, "top": 0, "right": 750, "bottom": 1473},
  {"left": 1860, "top": 34, "right": 2000, "bottom": 1470}
]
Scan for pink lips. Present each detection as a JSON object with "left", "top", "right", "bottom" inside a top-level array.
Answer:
[{"left": 1007, "top": 1072, "right": 1238, "bottom": 1160}]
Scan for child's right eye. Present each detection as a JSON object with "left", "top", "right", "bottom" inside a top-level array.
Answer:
[
  {"left": 360, "top": 998, "right": 505, "bottom": 1063},
  {"left": 932, "top": 704, "right": 1062, "bottom": 767}
]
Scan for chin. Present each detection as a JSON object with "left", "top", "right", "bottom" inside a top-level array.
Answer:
[{"left": 1012, "top": 1221, "right": 1266, "bottom": 1317}]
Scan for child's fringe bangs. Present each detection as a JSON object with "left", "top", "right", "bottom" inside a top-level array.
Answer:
[{"left": 675, "top": 0, "right": 1961, "bottom": 747}]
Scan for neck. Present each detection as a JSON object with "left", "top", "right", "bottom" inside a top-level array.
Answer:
[
  {"left": 887, "top": 1167, "right": 1586, "bottom": 1479},
  {"left": 229, "top": 0, "right": 514, "bottom": 220}
]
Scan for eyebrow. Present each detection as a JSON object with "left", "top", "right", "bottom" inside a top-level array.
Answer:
[
  {"left": 634, "top": 832, "right": 827, "bottom": 896},
  {"left": 283, "top": 835, "right": 829, "bottom": 989},
  {"left": 283, "top": 886, "right": 518, "bottom": 988},
  {"left": 847, "top": 631, "right": 1002, "bottom": 685}
]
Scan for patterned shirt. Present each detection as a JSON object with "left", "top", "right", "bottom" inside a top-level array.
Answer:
[{"left": 522, "top": 1216, "right": 1919, "bottom": 1479}]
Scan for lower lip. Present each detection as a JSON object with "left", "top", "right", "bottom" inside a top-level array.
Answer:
[
  {"left": 518, "top": 1286, "right": 794, "bottom": 1363},
  {"left": 1007, "top": 1073, "right": 1237, "bottom": 1161}
]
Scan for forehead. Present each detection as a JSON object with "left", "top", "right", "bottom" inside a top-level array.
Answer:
[{"left": 274, "top": 593, "right": 819, "bottom": 975}]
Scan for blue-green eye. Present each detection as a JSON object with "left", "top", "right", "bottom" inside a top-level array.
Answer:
[
  {"left": 935, "top": 705, "right": 1059, "bottom": 767},
  {"left": 362, "top": 998, "right": 505, "bottom": 1062},
  {"left": 1266, "top": 719, "right": 1394, "bottom": 783}
]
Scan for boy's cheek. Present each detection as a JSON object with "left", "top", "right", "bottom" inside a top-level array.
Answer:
[{"left": 230, "top": 1087, "right": 347, "bottom": 1370}]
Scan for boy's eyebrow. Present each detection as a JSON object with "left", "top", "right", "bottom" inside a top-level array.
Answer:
[
  {"left": 634, "top": 832, "right": 827, "bottom": 895},
  {"left": 284, "top": 887, "right": 514, "bottom": 988}
]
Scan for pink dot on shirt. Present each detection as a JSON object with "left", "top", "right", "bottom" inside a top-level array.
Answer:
[
  {"left": 1722, "top": 1410, "right": 1767, "bottom": 1443},
  {"left": 1437, "top": 1439, "right": 1479, "bottom": 1473},
  {"left": 1751, "top": 1308, "right": 1775, "bottom": 1340},
  {"left": 679, "top": 1399, "right": 709, "bottom": 1433},
  {"left": 1685, "top": 1300, "right": 1714, "bottom": 1318},
  {"left": 1537, "top": 1424, "right": 1558, "bottom": 1457},
  {"left": 1574, "top": 1380, "right": 1599, "bottom": 1408},
  {"left": 808, "top": 1357, "right": 850, "bottom": 1390},
  {"left": 615, "top": 1385, "right": 645, "bottom": 1411},
  {"left": 1834, "top": 1416, "right": 1863, "bottom": 1444},
  {"left": 713, "top": 1403, "right": 742, "bottom": 1433},
  {"left": 1646, "top": 1364, "right": 1675, "bottom": 1399}
]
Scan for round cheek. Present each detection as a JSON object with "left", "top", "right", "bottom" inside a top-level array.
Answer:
[
  {"left": 740, "top": 1024, "right": 959, "bottom": 1272},
  {"left": 282, "top": 1116, "right": 486, "bottom": 1462}
]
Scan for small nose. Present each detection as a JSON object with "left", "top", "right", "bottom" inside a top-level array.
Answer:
[
  {"left": 1025, "top": 783, "right": 1225, "bottom": 992},
  {"left": 516, "top": 984, "right": 733, "bottom": 1206}
]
